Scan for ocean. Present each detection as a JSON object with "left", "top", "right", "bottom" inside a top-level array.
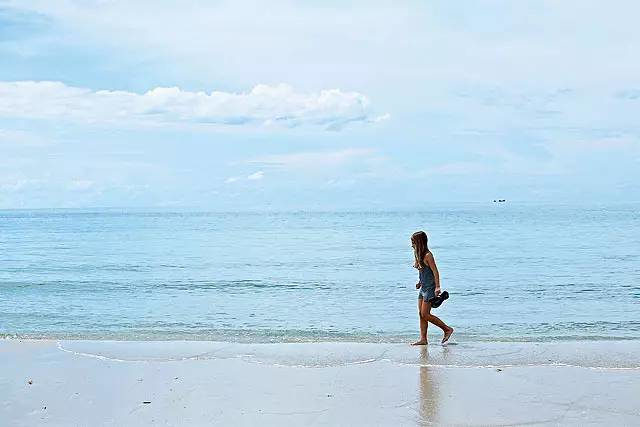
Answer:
[{"left": 1, "top": 203, "right": 639, "bottom": 342}]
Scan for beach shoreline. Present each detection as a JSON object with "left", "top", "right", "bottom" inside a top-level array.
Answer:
[{"left": 2, "top": 339, "right": 639, "bottom": 426}]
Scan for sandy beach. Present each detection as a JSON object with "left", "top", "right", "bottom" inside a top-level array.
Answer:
[{"left": 2, "top": 340, "right": 639, "bottom": 426}]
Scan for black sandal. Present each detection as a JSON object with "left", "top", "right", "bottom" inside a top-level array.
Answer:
[{"left": 430, "top": 291, "right": 449, "bottom": 308}]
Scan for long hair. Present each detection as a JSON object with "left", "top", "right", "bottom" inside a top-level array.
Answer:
[{"left": 411, "top": 231, "right": 429, "bottom": 269}]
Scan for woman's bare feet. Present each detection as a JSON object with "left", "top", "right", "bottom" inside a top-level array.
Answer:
[
  {"left": 411, "top": 339, "right": 428, "bottom": 346},
  {"left": 441, "top": 327, "right": 454, "bottom": 344}
]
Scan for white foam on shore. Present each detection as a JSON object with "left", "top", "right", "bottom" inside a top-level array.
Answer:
[
  {"left": 55, "top": 341, "right": 228, "bottom": 363},
  {"left": 56, "top": 341, "right": 131, "bottom": 363},
  {"left": 49, "top": 340, "right": 640, "bottom": 370}
]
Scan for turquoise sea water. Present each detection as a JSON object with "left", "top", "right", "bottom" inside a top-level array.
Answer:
[{"left": 1, "top": 203, "right": 639, "bottom": 342}]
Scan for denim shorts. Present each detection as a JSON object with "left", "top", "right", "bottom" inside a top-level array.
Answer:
[{"left": 418, "top": 283, "right": 436, "bottom": 302}]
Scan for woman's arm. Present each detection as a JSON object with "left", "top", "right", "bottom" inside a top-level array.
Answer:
[{"left": 425, "top": 252, "right": 441, "bottom": 295}]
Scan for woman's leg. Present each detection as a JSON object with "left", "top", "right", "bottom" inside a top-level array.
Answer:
[
  {"left": 420, "top": 301, "right": 454, "bottom": 344},
  {"left": 412, "top": 297, "right": 428, "bottom": 345}
]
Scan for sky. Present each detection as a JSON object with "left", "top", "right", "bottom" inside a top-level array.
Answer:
[{"left": 1, "top": 0, "right": 639, "bottom": 210}]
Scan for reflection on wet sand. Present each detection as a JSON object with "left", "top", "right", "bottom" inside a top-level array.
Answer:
[{"left": 417, "top": 346, "right": 439, "bottom": 425}]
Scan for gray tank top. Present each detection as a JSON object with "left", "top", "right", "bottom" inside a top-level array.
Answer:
[{"left": 418, "top": 264, "right": 435, "bottom": 287}]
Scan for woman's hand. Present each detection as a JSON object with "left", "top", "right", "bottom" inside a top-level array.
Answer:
[
  {"left": 435, "top": 286, "right": 441, "bottom": 296},
  {"left": 415, "top": 282, "right": 421, "bottom": 289}
]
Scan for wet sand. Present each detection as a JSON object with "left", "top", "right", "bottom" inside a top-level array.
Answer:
[{"left": 2, "top": 340, "right": 639, "bottom": 426}]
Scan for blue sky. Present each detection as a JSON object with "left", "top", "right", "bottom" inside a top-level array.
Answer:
[{"left": 1, "top": 0, "right": 639, "bottom": 209}]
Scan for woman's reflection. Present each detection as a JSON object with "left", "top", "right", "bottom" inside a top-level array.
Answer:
[{"left": 418, "top": 346, "right": 439, "bottom": 424}]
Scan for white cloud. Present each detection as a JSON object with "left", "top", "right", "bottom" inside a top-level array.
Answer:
[
  {"left": 426, "top": 162, "right": 489, "bottom": 175},
  {"left": 371, "top": 113, "right": 391, "bottom": 123},
  {"left": 224, "top": 172, "right": 264, "bottom": 183},
  {"left": 572, "top": 136, "right": 637, "bottom": 150},
  {"left": 0, "top": 178, "right": 43, "bottom": 192},
  {"left": 0, "top": 81, "right": 386, "bottom": 130},
  {"left": 0, "top": 129, "right": 47, "bottom": 146},
  {"left": 241, "top": 148, "right": 392, "bottom": 183},
  {"left": 68, "top": 179, "right": 95, "bottom": 191},
  {"left": 247, "top": 171, "right": 264, "bottom": 180},
  {"left": 247, "top": 148, "right": 377, "bottom": 169}
]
